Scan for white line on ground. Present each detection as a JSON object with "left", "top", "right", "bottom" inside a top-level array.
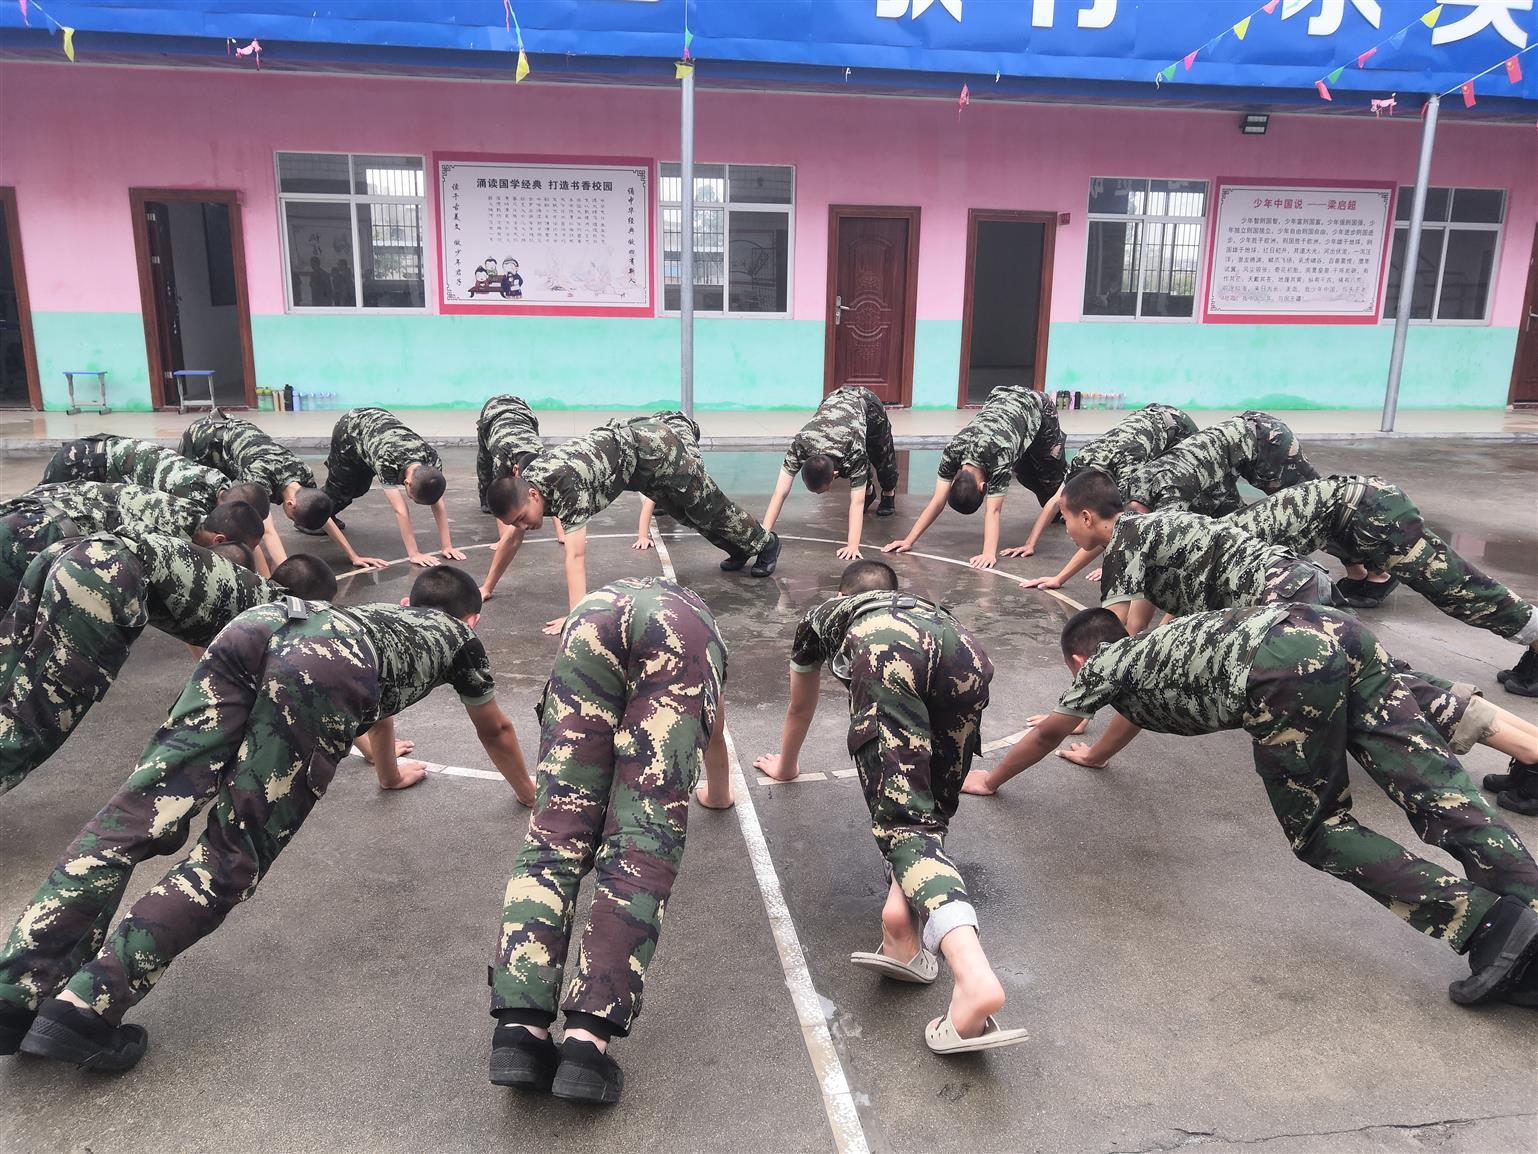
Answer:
[{"left": 348, "top": 747, "right": 506, "bottom": 781}]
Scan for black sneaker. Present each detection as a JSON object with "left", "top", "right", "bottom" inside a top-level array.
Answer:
[
  {"left": 489, "top": 1022, "right": 560, "bottom": 1092},
  {"left": 719, "top": 551, "right": 750, "bottom": 572},
  {"left": 749, "top": 533, "right": 782, "bottom": 578},
  {"left": 1499, "top": 648, "right": 1538, "bottom": 699},
  {"left": 1449, "top": 897, "right": 1538, "bottom": 1006},
  {"left": 18, "top": 998, "right": 148, "bottom": 1071},
  {"left": 0, "top": 1002, "right": 35, "bottom": 1056},
  {"left": 1339, "top": 574, "right": 1399, "bottom": 609},
  {"left": 551, "top": 1038, "right": 624, "bottom": 1105},
  {"left": 876, "top": 493, "right": 897, "bottom": 518}
]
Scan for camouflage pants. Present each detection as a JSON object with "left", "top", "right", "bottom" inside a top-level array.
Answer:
[
  {"left": 1012, "top": 397, "right": 1067, "bottom": 506},
  {"left": 476, "top": 395, "right": 542, "bottom": 508},
  {"left": 1242, "top": 606, "right": 1538, "bottom": 951},
  {"left": 320, "top": 423, "right": 377, "bottom": 516},
  {"left": 1340, "top": 484, "right": 1538, "bottom": 644},
  {"left": 490, "top": 580, "right": 725, "bottom": 1035},
  {"left": 844, "top": 604, "right": 992, "bottom": 952},
  {"left": 858, "top": 390, "right": 901, "bottom": 494},
  {"left": 39, "top": 435, "right": 112, "bottom": 485},
  {"left": 0, "top": 602, "right": 378, "bottom": 1021},
  {"left": 1261, "top": 557, "right": 1335, "bottom": 606},
  {"left": 641, "top": 428, "right": 772, "bottom": 558},
  {"left": 0, "top": 538, "right": 149, "bottom": 795},
  {"left": 0, "top": 503, "right": 70, "bottom": 607},
  {"left": 1239, "top": 411, "right": 1320, "bottom": 494}
]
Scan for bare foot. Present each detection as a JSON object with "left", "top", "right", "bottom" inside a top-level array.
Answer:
[
  {"left": 941, "top": 967, "right": 1006, "bottom": 1041},
  {"left": 880, "top": 880, "right": 922, "bottom": 962}
]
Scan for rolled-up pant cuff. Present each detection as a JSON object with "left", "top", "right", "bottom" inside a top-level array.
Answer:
[
  {"left": 1449, "top": 689, "right": 1497, "bottom": 755},
  {"left": 922, "top": 900, "right": 979, "bottom": 953},
  {"left": 1514, "top": 608, "right": 1538, "bottom": 647}
]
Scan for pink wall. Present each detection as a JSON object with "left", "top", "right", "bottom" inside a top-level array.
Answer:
[{"left": 2, "top": 61, "right": 1534, "bottom": 323}]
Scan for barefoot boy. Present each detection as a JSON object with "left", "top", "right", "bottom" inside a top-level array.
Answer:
[
  {"left": 755, "top": 560, "right": 1027, "bottom": 1054},
  {"left": 489, "top": 577, "right": 733, "bottom": 1104}
]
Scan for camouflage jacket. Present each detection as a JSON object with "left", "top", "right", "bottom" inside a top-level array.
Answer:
[
  {"left": 782, "top": 386, "right": 882, "bottom": 489},
  {"left": 121, "top": 531, "right": 281, "bottom": 645},
  {"left": 1066, "top": 404, "right": 1197, "bottom": 486},
  {"left": 1099, "top": 510, "right": 1294, "bottom": 617},
  {"left": 333, "top": 408, "right": 441, "bottom": 486},
  {"left": 938, "top": 384, "right": 1049, "bottom": 496},
  {"left": 1223, "top": 475, "right": 1367, "bottom": 559},
  {"left": 522, "top": 415, "right": 698, "bottom": 531},
  {"left": 1056, "top": 605, "right": 1291, "bottom": 735},
  {"left": 790, "top": 589, "right": 958, "bottom": 674},
  {"left": 1121, "top": 417, "right": 1255, "bottom": 513},
  {"left": 103, "top": 438, "right": 226, "bottom": 509},
  {"left": 480, "top": 394, "right": 543, "bottom": 476},
  {"left": 184, "top": 414, "right": 317, "bottom": 499},
  {"left": 333, "top": 602, "right": 497, "bottom": 724},
  {"left": 24, "top": 482, "right": 205, "bottom": 537}
]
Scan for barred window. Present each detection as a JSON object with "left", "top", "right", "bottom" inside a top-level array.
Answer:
[
  {"left": 1083, "top": 178, "right": 1208, "bottom": 320},
  {"left": 659, "top": 163, "right": 793, "bottom": 315},
  {"left": 1384, "top": 187, "right": 1504, "bottom": 323}
]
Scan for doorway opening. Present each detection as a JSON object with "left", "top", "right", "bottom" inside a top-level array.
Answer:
[
  {"left": 1510, "top": 225, "right": 1538, "bottom": 408},
  {"left": 958, "top": 210, "right": 1055, "bottom": 406},
  {"left": 823, "top": 205, "right": 920, "bottom": 406},
  {"left": 0, "top": 187, "right": 40, "bottom": 409},
  {"left": 130, "top": 190, "right": 256, "bottom": 409}
]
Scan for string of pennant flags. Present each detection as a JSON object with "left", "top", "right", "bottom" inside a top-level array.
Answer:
[
  {"left": 1440, "top": 42, "right": 1532, "bottom": 107},
  {"left": 1314, "top": 5, "right": 1445, "bottom": 100},
  {"left": 1157, "top": 0, "right": 1284, "bottom": 86}
]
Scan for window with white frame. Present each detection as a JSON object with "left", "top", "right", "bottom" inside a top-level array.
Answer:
[
  {"left": 1384, "top": 187, "right": 1504, "bottom": 323},
  {"left": 1083, "top": 178, "right": 1209, "bottom": 319},
  {"left": 277, "top": 152, "right": 427, "bottom": 310},
  {"left": 659, "top": 163, "right": 793, "bottom": 314}
]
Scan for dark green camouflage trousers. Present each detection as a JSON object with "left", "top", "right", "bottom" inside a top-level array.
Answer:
[
  {"left": 490, "top": 579, "right": 725, "bottom": 1036},
  {"left": 0, "top": 601, "right": 378, "bottom": 1021},
  {"left": 0, "top": 501, "right": 72, "bottom": 607},
  {"left": 635, "top": 418, "right": 771, "bottom": 559},
  {"left": 1240, "top": 411, "right": 1320, "bottom": 494},
  {"left": 0, "top": 537, "right": 150, "bottom": 795},
  {"left": 843, "top": 600, "right": 992, "bottom": 952},
  {"left": 1242, "top": 606, "right": 1538, "bottom": 951},
  {"left": 39, "top": 435, "right": 113, "bottom": 484},
  {"left": 1011, "top": 393, "right": 1067, "bottom": 506}
]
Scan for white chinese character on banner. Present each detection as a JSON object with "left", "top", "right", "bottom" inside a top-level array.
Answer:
[
  {"left": 1281, "top": 0, "right": 1382, "bottom": 36},
  {"left": 1030, "top": 0, "right": 1116, "bottom": 28},
  {"left": 876, "top": 0, "right": 962, "bottom": 19},
  {"left": 1431, "top": 0, "right": 1532, "bottom": 48}
]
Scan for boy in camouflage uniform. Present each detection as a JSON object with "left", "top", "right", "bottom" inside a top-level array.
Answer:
[
  {"left": 1004, "top": 402, "right": 1197, "bottom": 559},
  {"left": 759, "top": 386, "right": 900, "bottom": 562},
  {"left": 489, "top": 411, "right": 780, "bottom": 621},
  {"left": 488, "top": 577, "right": 733, "bottom": 1104},
  {"left": 0, "top": 566, "right": 534, "bottom": 1070},
  {"left": 475, "top": 394, "right": 570, "bottom": 604},
  {"left": 321, "top": 407, "right": 463, "bottom": 568},
  {"left": 967, "top": 605, "right": 1538, "bottom": 1008},
  {"left": 754, "top": 561, "right": 1027, "bottom": 1054},
  {"left": 1122, "top": 410, "right": 1320, "bottom": 516},
  {"left": 884, "top": 383, "right": 1063, "bottom": 570},
  {"left": 1226, "top": 476, "right": 1538, "bottom": 697},
  {"left": 0, "top": 532, "right": 335, "bottom": 796},
  {"left": 180, "top": 412, "right": 384, "bottom": 571},
  {"left": 0, "top": 482, "right": 264, "bottom": 605},
  {"left": 39, "top": 436, "right": 265, "bottom": 519}
]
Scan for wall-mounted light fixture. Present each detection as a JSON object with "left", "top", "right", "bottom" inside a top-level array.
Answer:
[{"left": 1241, "top": 113, "right": 1269, "bottom": 135}]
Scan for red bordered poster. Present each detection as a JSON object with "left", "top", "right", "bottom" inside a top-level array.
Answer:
[
  {"left": 1203, "top": 178, "right": 1396, "bottom": 325},
  {"left": 435, "top": 153, "right": 654, "bottom": 317}
]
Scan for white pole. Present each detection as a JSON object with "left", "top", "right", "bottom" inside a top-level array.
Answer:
[
  {"left": 1382, "top": 92, "right": 1439, "bottom": 433},
  {"left": 680, "top": 64, "right": 696, "bottom": 418}
]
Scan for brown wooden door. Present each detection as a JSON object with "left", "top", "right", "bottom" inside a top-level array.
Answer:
[
  {"left": 1512, "top": 226, "right": 1538, "bottom": 406},
  {"left": 830, "top": 213, "right": 915, "bottom": 405},
  {"left": 143, "top": 200, "right": 185, "bottom": 406}
]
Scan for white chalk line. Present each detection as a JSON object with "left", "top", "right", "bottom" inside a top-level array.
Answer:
[{"left": 347, "top": 747, "right": 505, "bottom": 782}]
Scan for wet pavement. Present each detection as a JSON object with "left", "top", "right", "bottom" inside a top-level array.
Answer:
[{"left": 0, "top": 439, "right": 1535, "bottom": 1154}]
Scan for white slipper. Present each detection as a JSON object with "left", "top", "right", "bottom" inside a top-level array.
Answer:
[
  {"left": 848, "top": 945, "right": 939, "bottom": 984},
  {"left": 925, "top": 1013, "right": 1029, "bottom": 1055}
]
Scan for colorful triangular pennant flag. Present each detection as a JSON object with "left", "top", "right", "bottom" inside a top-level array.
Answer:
[
  {"left": 1159, "top": 62, "right": 1177, "bottom": 83},
  {"left": 515, "top": 48, "right": 530, "bottom": 82},
  {"left": 1183, "top": 50, "right": 1197, "bottom": 70},
  {"left": 1507, "top": 55, "right": 1524, "bottom": 84},
  {"left": 18, "top": 0, "right": 28, "bottom": 27},
  {"left": 62, "top": 26, "right": 75, "bottom": 61},
  {"left": 1421, "top": 5, "right": 1442, "bottom": 28},
  {"left": 1262, "top": 0, "right": 1279, "bottom": 12},
  {"left": 1316, "top": 79, "right": 1332, "bottom": 100},
  {"left": 675, "top": 61, "right": 694, "bottom": 80},
  {"left": 1357, "top": 46, "right": 1376, "bottom": 67},
  {"left": 957, "top": 82, "right": 970, "bottom": 122},
  {"left": 1233, "top": 16, "right": 1252, "bottom": 40},
  {"left": 1327, "top": 66, "right": 1344, "bottom": 84},
  {"left": 683, "top": 25, "right": 694, "bottom": 61},
  {"left": 1461, "top": 79, "right": 1476, "bottom": 107},
  {"left": 1389, "top": 28, "right": 1408, "bottom": 50}
]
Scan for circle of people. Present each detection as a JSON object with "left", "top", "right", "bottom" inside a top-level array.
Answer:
[{"left": 2, "top": 385, "right": 1536, "bottom": 1102}]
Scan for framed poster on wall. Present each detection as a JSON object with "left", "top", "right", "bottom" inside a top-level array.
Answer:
[
  {"left": 435, "top": 154, "right": 653, "bottom": 316},
  {"left": 1204, "top": 180, "right": 1394, "bottom": 324}
]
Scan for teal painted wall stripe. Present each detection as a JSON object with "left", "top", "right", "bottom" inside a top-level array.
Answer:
[{"left": 27, "top": 311, "right": 1518, "bottom": 411}]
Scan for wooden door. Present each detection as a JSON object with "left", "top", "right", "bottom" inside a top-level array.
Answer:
[
  {"left": 0, "top": 188, "right": 40, "bottom": 409},
  {"left": 1511, "top": 226, "right": 1538, "bottom": 406},
  {"left": 825, "top": 208, "right": 919, "bottom": 406},
  {"left": 143, "top": 200, "right": 185, "bottom": 406}
]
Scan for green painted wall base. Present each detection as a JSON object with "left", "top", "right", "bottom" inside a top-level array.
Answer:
[{"left": 27, "top": 311, "right": 1518, "bottom": 412}]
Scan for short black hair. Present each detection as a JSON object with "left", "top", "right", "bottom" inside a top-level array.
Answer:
[
  {"left": 1061, "top": 467, "right": 1126, "bottom": 520},
  {"left": 1060, "top": 607, "right": 1128, "bottom": 661},
  {"left": 947, "top": 468, "right": 985, "bottom": 515},
  {"left": 201, "top": 500, "right": 264, "bottom": 548},
  {"left": 212, "top": 540, "right": 254, "bottom": 569},
  {"left": 510, "top": 451, "right": 538, "bottom": 475},
  {"left": 408, "top": 465, "right": 446, "bottom": 506},
  {"left": 488, "top": 474, "right": 530, "bottom": 521},
  {"left": 802, "top": 454, "right": 838, "bottom": 494},
  {"left": 271, "top": 553, "right": 338, "bottom": 601},
  {"left": 219, "top": 481, "right": 271, "bottom": 522},
  {"left": 291, "top": 487, "right": 334, "bottom": 531},
  {"left": 839, "top": 559, "right": 899, "bottom": 595},
  {"left": 409, "top": 565, "right": 482, "bottom": 620}
]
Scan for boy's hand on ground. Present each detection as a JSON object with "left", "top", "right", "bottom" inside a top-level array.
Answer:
[
  {"left": 350, "top": 555, "right": 389, "bottom": 570},
  {"left": 441, "top": 546, "right": 467, "bottom": 561},
  {"left": 478, "top": 585, "right": 496, "bottom": 603},
  {"left": 968, "top": 552, "right": 997, "bottom": 570},
  {"left": 1086, "top": 567, "right": 1102, "bottom": 582},
  {"left": 837, "top": 544, "right": 863, "bottom": 561},
  {"left": 1000, "top": 544, "right": 1035, "bottom": 558},
  {"left": 1019, "top": 575, "right": 1062, "bottom": 590},
  {"left": 379, "top": 759, "right": 429, "bottom": 790},
  {"left": 753, "top": 753, "right": 799, "bottom": 782},
  {"left": 695, "top": 784, "right": 735, "bottom": 810},
  {"left": 542, "top": 616, "right": 566, "bottom": 636},
  {"left": 408, "top": 552, "right": 441, "bottom": 568},
  {"left": 511, "top": 777, "right": 537, "bottom": 808},
  {"left": 881, "top": 540, "right": 913, "bottom": 554},
  {"left": 961, "top": 769, "right": 996, "bottom": 796},
  {"left": 1057, "top": 742, "right": 1109, "bottom": 769},
  {"left": 631, "top": 536, "right": 655, "bottom": 551}
]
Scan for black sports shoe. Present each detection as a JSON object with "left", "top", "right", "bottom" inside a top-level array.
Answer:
[
  {"left": 1482, "top": 757, "right": 1536, "bottom": 795},
  {"left": 749, "top": 533, "right": 782, "bottom": 578},
  {"left": 1496, "top": 758, "right": 1538, "bottom": 816},
  {"left": 551, "top": 1038, "right": 624, "bottom": 1105},
  {"left": 0, "top": 1002, "right": 35, "bottom": 1056},
  {"left": 1449, "top": 897, "right": 1538, "bottom": 1006},
  {"left": 1338, "top": 574, "right": 1399, "bottom": 608},
  {"left": 489, "top": 1022, "right": 560, "bottom": 1091},
  {"left": 1498, "top": 648, "right": 1538, "bottom": 699},
  {"left": 719, "top": 551, "right": 749, "bottom": 572},
  {"left": 18, "top": 998, "right": 148, "bottom": 1071},
  {"left": 876, "top": 493, "right": 897, "bottom": 518}
]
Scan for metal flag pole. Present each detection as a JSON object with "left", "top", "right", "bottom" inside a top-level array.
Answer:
[
  {"left": 680, "top": 61, "right": 696, "bottom": 418},
  {"left": 1382, "top": 92, "right": 1439, "bottom": 433}
]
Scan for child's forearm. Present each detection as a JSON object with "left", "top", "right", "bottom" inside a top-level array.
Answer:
[
  {"left": 1081, "top": 714, "right": 1143, "bottom": 764},
  {"left": 761, "top": 472, "right": 794, "bottom": 534},
  {"left": 777, "top": 705, "right": 815, "bottom": 767},
  {"left": 261, "top": 516, "right": 288, "bottom": 564},
  {"left": 432, "top": 501, "right": 455, "bottom": 550},
  {"left": 1055, "top": 544, "right": 1104, "bottom": 583},
  {"left": 845, "top": 488, "right": 866, "bottom": 551},
  {"left": 981, "top": 501, "right": 1003, "bottom": 558},
  {"left": 1020, "top": 490, "right": 1062, "bottom": 551},
  {"left": 483, "top": 525, "right": 523, "bottom": 595},
  {"left": 636, "top": 499, "right": 656, "bottom": 541},
  {"left": 563, "top": 533, "right": 589, "bottom": 613}
]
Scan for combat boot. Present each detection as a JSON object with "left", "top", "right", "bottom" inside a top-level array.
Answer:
[
  {"left": 1336, "top": 574, "right": 1399, "bottom": 609},
  {"left": 1496, "top": 759, "right": 1538, "bottom": 817},
  {"left": 1497, "top": 647, "right": 1538, "bottom": 698},
  {"left": 0, "top": 1002, "right": 34, "bottom": 1055},
  {"left": 489, "top": 1019, "right": 560, "bottom": 1092},
  {"left": 18, "top": 998, "right": 148, "bottom": 1071},
  {"left": 1483, "top": 756, "right": 1536, "bottom": 796},
  {"left": 750, "top": 532, "right": 782, "bottom": 577},
  {"left": 551, "top": 1037, "right": 624, "bottom": 1104},
  {"left": 877, "top": 493, "right": 897, "bottom": 518},
  {"left": 1448, "top": 896, "right": 1538, "bottom": 1006}
]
